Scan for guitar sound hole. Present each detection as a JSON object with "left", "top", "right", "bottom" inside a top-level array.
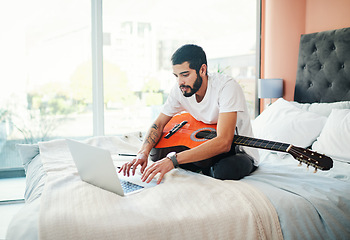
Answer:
[{"left": 195, "top": 130, "right": 216, "bottom": 139}]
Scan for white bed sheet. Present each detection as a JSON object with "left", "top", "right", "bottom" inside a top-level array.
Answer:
[
  {"left": 7, "top": 137, "right": 350, "bottom": 240},
  {"left": 243, "top": 150, "right": 350, "bottom": 239},
  {"left": 36, "top": 136, "right": 282, "bottom": 240}
]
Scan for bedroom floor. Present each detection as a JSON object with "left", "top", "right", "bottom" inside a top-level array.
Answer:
[{"left": 0, "top": 177, "right": 25, "bottom": 240}]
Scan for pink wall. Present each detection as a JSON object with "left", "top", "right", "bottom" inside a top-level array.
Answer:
[
  {"left": 305, "top": 0, "right": 350, "bottom": 33},
  {"left": 261, "top": 0, "right": 350, "bottom": 110},
  {"left": 263, "top": 0, "right": 305, "bottom": 102}
]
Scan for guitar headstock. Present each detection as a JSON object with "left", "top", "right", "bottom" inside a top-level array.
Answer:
[{"left": 288, "top": 146, "right": 333, "bottom": 171}]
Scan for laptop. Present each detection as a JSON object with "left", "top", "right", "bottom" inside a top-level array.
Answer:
[{"left": 66, "top": 139, "right": 157, "bottom": 196}]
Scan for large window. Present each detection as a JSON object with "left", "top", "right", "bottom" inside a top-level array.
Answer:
[
  {"left": 102, "top": 0, "right": 258, "bottom": 136},
  {"left": 0, "top": 0, "right": 258, "bottom": 178}
]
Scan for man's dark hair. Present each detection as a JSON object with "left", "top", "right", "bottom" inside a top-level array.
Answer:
[{"left": 171, "top": 44, "right": 207, "bottom": 74}]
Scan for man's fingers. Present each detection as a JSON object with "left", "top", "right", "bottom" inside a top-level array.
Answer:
[
  {"left": 125, "top": 159, "right": 136, "bottom": 176},
  {"left": 118, "top": 164, "right": 127, "bottom": 175},
  {"left": 157, "top": 173, "right": 165, "bottom": 184},
  {"left": 141, "top": 162, "right": 167, "bottom": 183},
  {"left": 132, "top": 159, "right": 142, "bottom": 176},
  {"left": 140, "top": 161, "right": 147, "bottom": 174},
  {"left": 141, "top": 163, "right": 155, "bottom": 182},
  {"left": 126, "top": 163, "right": 133, "bottom": 176},
  {"left": 145, "top": 169, "right": 160, "bottom": 183}
]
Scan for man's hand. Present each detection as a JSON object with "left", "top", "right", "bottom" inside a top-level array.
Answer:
[
  {"left": 119, "top": 113, "right": 172, "bottom": 177},
  {"left": 141, "top": 157, "right": 174, "bottom": 184},
  {"left": 118, "top": 152, "right": 148, "bottom": 177}
]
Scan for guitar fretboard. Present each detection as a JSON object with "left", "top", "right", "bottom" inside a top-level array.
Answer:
[
  {"left": 233, "top": 135, "right": 290, "bottom": 152},
  {"left": 201, "top": 131, "right": 291, "bottom": 152}
]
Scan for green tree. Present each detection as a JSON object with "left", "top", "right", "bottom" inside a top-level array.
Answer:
[
  {"left": 142, "top": 77, "right": 163, "bottom": 106},
  {"left": 70, "top": 60, "right": 137, "bottom": 106}
]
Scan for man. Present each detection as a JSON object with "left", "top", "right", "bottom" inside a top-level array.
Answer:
[{"left": 119, "top": 44, "right": 259, "bottom": 184}]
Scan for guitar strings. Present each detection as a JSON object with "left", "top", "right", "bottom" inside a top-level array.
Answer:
[
  {"left": 236, "top": 135, "right": 322, "bottom": 169},
  {"left": 203, "top": 130, "right": 326, "bottom": 170},
  {"left": 234, "top": 136, "right": 289, "bottom": 152}
]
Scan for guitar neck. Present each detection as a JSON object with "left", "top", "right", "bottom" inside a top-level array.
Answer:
[{"left": 233, "top": 135, "right": 290, "bottom": 153}]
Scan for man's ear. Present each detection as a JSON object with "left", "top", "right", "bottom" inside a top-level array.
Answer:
[{"left": 200, "top": 64, "right": 207, "bottom": 76}]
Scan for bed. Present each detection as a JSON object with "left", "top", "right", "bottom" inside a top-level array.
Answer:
[{"left": 6, "top": 27, "right": 350, "bottom": 240}]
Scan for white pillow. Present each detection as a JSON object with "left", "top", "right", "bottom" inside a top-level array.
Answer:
[
  {"left": 253, "top": 98, "right": 327, "bottom": 148},
  {"left": 290, "top": 101, "right": 350, "bottom": 117},
  {"left": 289, "top": 101, "right": 311, "bottom": 111},
  {"left": 312, "top": 109, "right": 350, "bottom": 162}
]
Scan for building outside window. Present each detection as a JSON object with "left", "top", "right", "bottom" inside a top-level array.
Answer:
[{"left": 102, "top": 0, "right": 258, "bottom": 135}]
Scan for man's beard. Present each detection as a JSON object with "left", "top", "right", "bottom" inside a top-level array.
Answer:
[{"left": 180, "top": 74, "right": 203, "bottom": 97}]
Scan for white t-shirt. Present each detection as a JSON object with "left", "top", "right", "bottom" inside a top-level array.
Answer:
[{"left": 162, "top": 72, "right": 260, "bottom": 165}]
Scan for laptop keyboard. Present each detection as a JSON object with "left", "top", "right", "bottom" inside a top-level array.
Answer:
[{"left": 120, "top": 180, "right": 144, "bottom": 193}]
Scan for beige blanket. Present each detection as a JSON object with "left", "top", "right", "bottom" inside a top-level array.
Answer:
[{"left": 38, "top": 135, "right": 282, "bottom": 240}]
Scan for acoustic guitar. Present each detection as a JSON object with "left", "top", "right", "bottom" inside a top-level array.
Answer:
[{"left": 150, "top": 113, "right": 333, "bottom": 171}]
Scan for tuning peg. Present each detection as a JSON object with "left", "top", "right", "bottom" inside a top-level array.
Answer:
[
  {"left": 298, "top": 161, "right": 302, "bottom": 167},
  {"left": 306, "top": 164, "right": 310, "bottom": 170},
  {"left": 313, "top": 168, "right": 317, "bottom": 173}
]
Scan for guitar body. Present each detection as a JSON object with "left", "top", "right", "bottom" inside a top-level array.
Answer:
[
  {"left": 150, "top": 113, "right": 218, "bottom": 162},
  {"left": 156, "top": 113, "right": 217, "bottom": 149},
  {"left": 150, "top": 112, "right": 333, "bottom": 171}
]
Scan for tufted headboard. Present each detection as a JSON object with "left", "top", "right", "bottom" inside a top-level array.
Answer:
[{"left": 294, "top": 27, "right": 350, "bottom": 103}]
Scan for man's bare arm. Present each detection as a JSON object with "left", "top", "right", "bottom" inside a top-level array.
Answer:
[
  {"left": 119, "top": 113, "right": 172, "bottom": 176},
  {"left": 144, "top": 123, "right": 160, "bottom": 145},
  {"left": 140, "top": 113, "right": 172, "bottom": 156},
  {"left": 175, "top": 112, "right": 237, "bottom": 164}
]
